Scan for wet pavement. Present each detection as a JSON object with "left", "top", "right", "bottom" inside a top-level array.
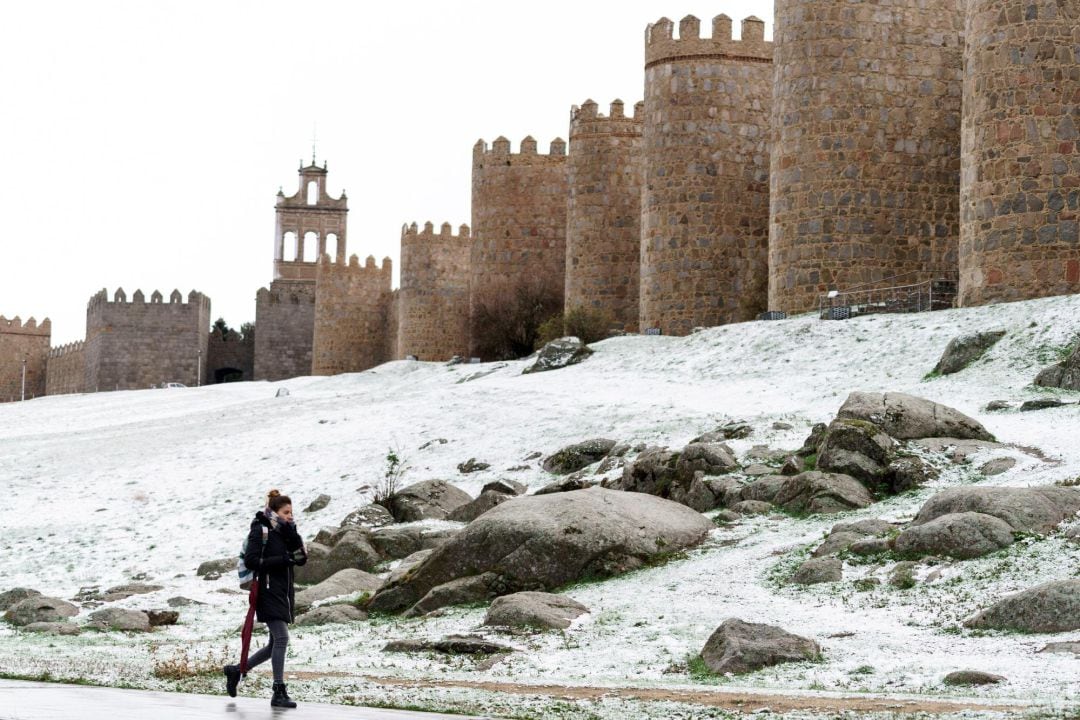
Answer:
[{"left": 0, "top": 680, "right": 489, "bottom": 720}]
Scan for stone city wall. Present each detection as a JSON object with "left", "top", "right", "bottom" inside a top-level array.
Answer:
[
  {"left": 770, "top": 0, "right": 964, "bottom": 314},
  {"left": 398, "top": 221, "right": 471, "bottom": 361},
  {"left": 312, "top": 254, "right": 392, "bottom": 375},
  {"left": 45, "top": 340, "right": 86, "bottom": 396},
  {"left": 254, "top": 281, "right": 316, "bottom": 381},
  {"left": 0, "top": 315, "right": 49, "bottom": 403},
  {"left": 641, "top": 15, "right": 773, "bottom": 335},
  {"left": 566, "top": 99, "right": 644, "bottom": 332},
  {"left": 83, "top": 288, "right": 210, "bottom": 392},
  {"left": 959, "top": 0, "right": 1080, "bottom": 305}
]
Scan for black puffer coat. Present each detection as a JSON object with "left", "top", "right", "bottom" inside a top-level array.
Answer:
[{"left": 243, "top": 511, "right": 307, "bottom": 624}]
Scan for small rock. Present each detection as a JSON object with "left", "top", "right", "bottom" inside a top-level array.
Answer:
[
  {"left": 895, "top": 512, "right": 1014, "bottom": 560},
  {"left": 482, "top": 479, "right": 526, "bottom": 496},
  {"left": 405, "top": 574, "right": 497, "bottom": 617},
  {"left": 772, "top": 422, "right": 794, "bottom": 431},
  {"left": 4, "top": 597, "right": 79, "bottom": 626},
  {"left": 388, "top": 480, "right": 472, "bottom": 522},
  {"left": 979, "top": 457, "right": 1016, "bottom": 476},
  {"left": 943, "top": 670, "right": 1006, "bottom": 686},
  {"left": 342, "top": 503, "right": 395, "bottom": 529},
  {"left": 99, "top": 583, "right": 163, "bottom": 601},
  {"left": 304, "top": 494, "right": 331, "bottom": 513},
  {"left": 295, "top": 568, "right": 383, "bottom": 613},
  {"left": 542, "top": 439, "right": 617, "bottom": 475},
  {"left": 383, "top": 634, "right": 514, "bottom": 655},
  {"left": 932, "top": 330, "right": 1005, "bottom": 375},
  {"left": 964, "top": 580, "right": 1080, "bottom": 633},
  {"left": 700, "top": 619, "right": 821, "bottom": 675},
  {"left": 457, "top": 458, "right": 491, "bottom": 474},
  {"left": 483, "top": 592, "right": 589, "bottom": 630},
  {"left": 418, "top": 438, "right": 449, "bottom": 450},
  {"left": 275, "top": 387, "right": 290, "bottom": 397},
  {"left": 780, "top": 456, "right": 802, "bottom": 476},
  {"left": 848, "top": 537, "right": 891, "bottom": 556},
  {"left": 522, "top": 337, "right": 593, "bottom": 374},
  {"left": 1038, "top": 642, "right": 1080, "bottom": 656},
  {"left": 0, "top": 588, "right": 42, "bottom": 611},
  {"left": 88, "top": 608, "right": 151, "bottom": 632},
  {"left": 447, "top": 490, "right": 514, "bottom": 523},
  {"left": 23, "top": 622, "right": 81, "bottom": 636},
  {"left": 166, "top": 596, "right": 201, "bottom": 608},
  {"left": 789, "top": 557, "right": 842, "bottom": 585},
  {"left": 295, "top": 604, "right": 367, "bottom": 626},
  {"left": 713, "top": 509, "right": 742, "bottom": 523},
  {"left": 743, "top": 463, "right": 774, "bottom": 477},
  {"left": 1019, "top": 398, "right": 1067, "bottom": 411},
  {"left": 730, "top": 500, "right": 773, "bottom": 515},
  {"left": 387, "top": 550, "right": 433, "bottom": 585},
  {"left": 888, "top": 562, "right": 917, "bottom": 589},
  {"left": 197, "top": 558, "right": 235, "bottom": 578},
  {"left": 985, "top": 400, "right": 1011, "bottom": 412},
  {"left": 533, "top": 476, "right": 598, "bottom": 495},
  {"left": 146, "top": 609, "right": 179, "bottom": 627}
]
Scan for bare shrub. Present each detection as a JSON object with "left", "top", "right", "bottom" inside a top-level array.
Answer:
[
  {"left": 149, "top": 644, "right": 230, "bottom": 680},
  {"left": 471, "top": 276, "right": 563, "bottom": 360},
  {"left": 536, "top": 305, "right": 616, "bottom": 348}
]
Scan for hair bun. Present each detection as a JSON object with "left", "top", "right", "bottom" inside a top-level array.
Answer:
[{"left": 267, "top": 489, "right": 281, "bottom": 499}]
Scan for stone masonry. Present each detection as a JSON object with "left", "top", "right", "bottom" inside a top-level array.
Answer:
[
  {"left": 471, "top": 136, "right": 568, "bottom": 355},
  {"left": 397, "top": 222, "right": 471, "bottom": 361},
  {"left": 83, "top": 288, "right": 210, "bottom": 392},
  {"left": 770, "top": 0, "right": 964, "bottom": 314},
  {"left": 566, "top": 99, "right": 644, "bottom": 332},
  {"left": 0, "top": 315, "right": 49, "bottom": 403},
  {"left": 960, "top": 0, "right": 1080, "bottom": 305},
  {"left": 254, "top": 282, "right": 315, "bottom": 381},
  {"left": 45, "top": 341, "right": 85, "bottom": 396},
  {"left": 311, "top": 254, "right": 393, "bottom": 375},
  {"left": 641, "top": 16, "right": 773, "bottom": 335}
]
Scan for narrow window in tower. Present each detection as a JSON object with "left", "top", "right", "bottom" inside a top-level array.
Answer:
[
  {"left": 307, "top": 181, "right": 319, "bottom": 205},
  {"left": 325, "top": 233, "right": 338, "bottom": 263},
  {"left": 303, "top": 232, "right": 318, "bottom": 263},
  {"left": 283, "top": 231, "right": 298, "bottom": 262}
]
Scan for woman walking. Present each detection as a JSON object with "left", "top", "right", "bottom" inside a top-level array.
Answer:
[{"left": 224, "top": 489, "right": 307, "bottom": 708}]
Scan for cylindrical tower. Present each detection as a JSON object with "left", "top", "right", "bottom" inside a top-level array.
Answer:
[
  {"left": 641, "top": 15, "right": 773, "bottom": 336},
  {"left": 470, "top": 136, "right": 568, "bottom": 356},
  {"left": 566, "top": 99, "right": 644, "bottom": 332},
  {"left": 770, "top": 0, "right": 964, "bottom": 314},
  {"left": 398, "top": 221, "right": 471, "bottom": 361},
  {"left": 960, "top": 0, "right": 1080, "bottom": 305}
]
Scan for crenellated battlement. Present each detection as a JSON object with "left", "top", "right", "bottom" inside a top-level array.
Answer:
[
  {"left": 570, "top": 99, "right": 645, "bottom": 139},
  {"left": 87, "top": 287, "right": 209, "bottom": 311},
  {"left": 48, "top": 340, "right": 84, "bottom": 358},
  {"left": 401, "top": 221, "right": 471, "bottom": 243},
  {"left": 0, "top": 315, "right": 51, "bottom": 336},
  {"left": 473, "top": 136, "right": 567, "bottom": 166},
  {"left": 645, "top": 14, "right": 772, "bottom": 67},
  {"left": 256, "top": 284, "right": 317, "bottom": 305}
]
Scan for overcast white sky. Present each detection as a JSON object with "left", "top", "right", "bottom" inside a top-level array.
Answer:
[{"left": 0, "top": 1, "right": 772, "bottom": 344}]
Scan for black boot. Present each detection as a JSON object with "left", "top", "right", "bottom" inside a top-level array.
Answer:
[
  {"left": 271, "top": 682, "right": 297, "bottom": 709},
  {"left": 223, "top": 664, "right": 241, "bottom": 698}
]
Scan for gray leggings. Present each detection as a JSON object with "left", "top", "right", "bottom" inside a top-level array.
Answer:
[{"left": 246, "top": 619, "right": 288, "bottom": 683}]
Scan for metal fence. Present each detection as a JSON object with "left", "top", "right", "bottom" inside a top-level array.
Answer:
[{"left": 818, "top": 272, "right": 958, "bottom": 320}]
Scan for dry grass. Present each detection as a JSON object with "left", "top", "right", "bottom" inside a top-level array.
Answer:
[{"left": 149, "top": 643, "right": 231, "bottom": 680}]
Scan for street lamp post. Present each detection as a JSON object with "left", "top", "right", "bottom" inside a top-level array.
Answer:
[
  {"left": 20, "top": 358, "right": 26, "bottom": 402},
  {"left": 197, "top": 349, "right": 202, "bottom": 388}
]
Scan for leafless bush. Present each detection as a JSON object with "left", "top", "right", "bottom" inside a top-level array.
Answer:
[{"left": 471, "top": 276, "right": 563, "bottom": 360}]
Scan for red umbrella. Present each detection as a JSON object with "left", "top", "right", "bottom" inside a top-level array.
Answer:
[{"left": 239, "top": 578, "right": 259, "bottom": 674}]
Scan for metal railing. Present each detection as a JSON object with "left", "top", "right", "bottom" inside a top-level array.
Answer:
[{"left": 818, "top": 271, "right": 958, "bottom": 320}]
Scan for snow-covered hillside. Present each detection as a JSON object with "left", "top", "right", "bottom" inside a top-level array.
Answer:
[{"left": 1, "top": 295, "right": 1079, "bottom": 718}]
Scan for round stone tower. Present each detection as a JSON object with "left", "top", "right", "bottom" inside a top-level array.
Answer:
[
  {"left": 641, "top": 15, "right": 773, "bottom": 335},
  {"left": 566, "top": 99, "right": 644, "bottom": 332},
  {"left": 960, "top": 0, "right": 1080, "bottom": 305},
  {"left": 398, "top": 221, "right": 471, "bottom": 361},
  {"left": 770, "top": 0, "right": 964, "bottom": 314}
]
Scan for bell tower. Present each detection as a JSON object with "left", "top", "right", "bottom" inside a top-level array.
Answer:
[{"left": 273, "top": 160, "right": 349, "bottom": 282}]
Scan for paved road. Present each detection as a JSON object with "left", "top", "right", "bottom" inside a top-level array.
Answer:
[{"left": 0, "top": 680, "right": 489, "bottom": 720}]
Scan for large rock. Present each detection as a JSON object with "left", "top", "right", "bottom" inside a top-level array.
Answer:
[
  {"left": 613, "top": 448, "right": 679, "bottom": 497},
  {"left": 910, "top": 486, "right": 1080, "bottom": 534},
  {"left": 482, "top": 479, "right": 526, "bottom": 496},
  {"left": 522, "top": 337, "right": 593, "bottom": 374},
  {"left": 368, "top": 525, "right": 458, "bottom": 560},
  {"left": 1034, "top": 343, "right": 1080, "bottom": 391},
  {"left": 894, "top": 512, "right": 1015, "bottom": 560},
  {"left": 837, "top": 392, "right": 994, "bottom": 441},
  {"left": 388, "top": 480, "right": 472, "bottom": 522},
  {"left": 341, "top": 503, "right": 395, "bottom": 529},
  {"left": 740, "top": 475, "right": 788, "bottom": 504},
  {"left": 675, "top": 443, "right": 739, "bottom": 480},
  {"left": 4, "top": 597, "right": 79, "bottom": 626},
  {"left": 197, "top": 558, "right": 235, "bottom": 578},
  {"left": 447, "top": 490, "right": 515, "bottom": 522},
  {"left": 816, "top": 419, "right": 896, "bottom": 485},
  {"left": 293, "top": 531, "right": 381, "bottom": 585},
  {"left": 611, "top": 448, "right": 722, "bottom": 511},
  {"left": 773, "top": 472, "right": 874, "bottom": 514},
  {"left": 387, "top": 550, "right": 433, "bottom": 585},
  {"left": 542, "top": 439, "right": 617, "bottom": 474},
  {"left": 88, "top": 608, "right": 151, "bottom": 632},
  {"left": 368, "top": 487, "right": 712, "bottom": 615},
  {"left": 789, "top": 557, "right": 842, "bottom": 585},
  {"left": 23, "top": 622, "right": 81, "bottom": 636},
  {"left": 483, "top": 592, "right": 589, "bottom": 630},
  {"left": 406, "top": 574, "right": 498, "bottom": 617},
  {"left": 933, "top": 331, "right": 1006, "bottom": 375},
  {"left": 964, "top": 580, "right": 1080, "bottom": 633},
  {"left": 0, "top": 588, "right": 41, "bottom": 611},
  {"left": 304, "top": 493, "right": 331, "bottom": 513},
  {"left": 295, "top": 604, "right": 367, "bottom": 627},
  {"left": 700, "top": 619, "right": 821, "bottom": 675},
  {"left": 294, "top": 568, "right": 383, "bottom": 613}
]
